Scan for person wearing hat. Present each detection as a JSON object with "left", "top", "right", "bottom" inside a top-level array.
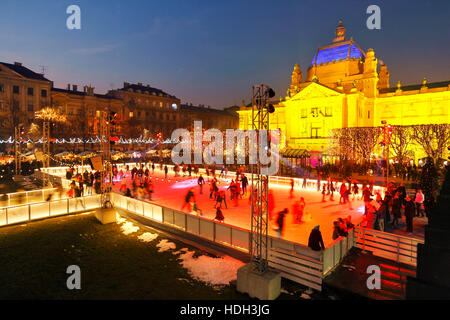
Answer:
[{"left": 308, "top": 225, "right": 325, "bottom": 251}]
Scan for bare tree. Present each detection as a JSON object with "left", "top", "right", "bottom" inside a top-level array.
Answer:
[
  {"left": 330, "top": 127, "right": 381, "bottom": 164},
  {"left": 412, "top": 124, "right": 450, "bottom": 162},
  {"left": 390, "top": 125, "right": 413, "bottom": 164}
]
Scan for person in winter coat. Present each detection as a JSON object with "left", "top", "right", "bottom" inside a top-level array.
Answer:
[
  {"left": 414, "top": 189, "right": 425, "bottom": 217},
  {"left": 181, "top": 189, "right": 195, "bottom": 211},
  {"left": 308, "top": 225, "right": 325, "bottom": 251},
  {"left": 391, "top": 193, "right": 401, "bottom": 228},
  {"left": 214, "top": 207, "right": 224, "bottom": 222},
  {"left": 404, "top": 195, "right": 415, "bottom": 233},
  {"left": 197, "top": 174, "right": 205, "bottom": 194},
  {"left": 275, "top": 208, "right": 288, "bottom": 238},
  {"left": 241, "top": 174, "right": 248, "bottom": 195},
  {"left": 332, "top": 221, "right": 341, "bottom": 240}
]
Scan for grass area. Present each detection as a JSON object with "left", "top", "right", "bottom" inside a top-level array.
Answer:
[
  {"left": 0, "top": 212, "right": 254, "bottom": 299},
  {"left": 0, "top": 210, "right": 350, "bottom": 300}
]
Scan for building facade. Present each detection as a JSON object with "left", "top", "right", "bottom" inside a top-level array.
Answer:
[
  {"left": 51, "top": 84, "right": 124, "bottom": 142},
  {"left": 237, "top": 20, "right": 450, "bottom": 165},
  {"left": 107, "top": 82, "right": 181, "bottom": 140},
  {"left": 180, "top": 103, "right": 238, "bottom": 132},
  {"left": 0, "top": 62, "right": 52, "bottom": 136}
]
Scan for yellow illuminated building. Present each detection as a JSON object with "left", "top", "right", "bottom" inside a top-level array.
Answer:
[{"left": 238, "top": 20, "right": 450, "bottom": 165}]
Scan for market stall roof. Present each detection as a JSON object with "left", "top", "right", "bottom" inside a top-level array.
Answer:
[
  {"left": 280, "top": 148, "right": 310, "bottom": 158},
  {"left": 77, "top": 151, "right": 97, "bottom": 158},
  {"left": 55, "top": 151, "right": 71, "bottom": 157}
]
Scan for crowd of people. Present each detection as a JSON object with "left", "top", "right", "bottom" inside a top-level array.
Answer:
[
  {"left": 58, "top": 160, "right": 437, "bottom": 253},
  {"left": 363, "top": 183, "right": 430, "bottom": 234}
]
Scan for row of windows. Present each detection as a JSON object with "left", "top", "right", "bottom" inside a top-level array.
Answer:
[
  {"left": 135, "top": 99, "right": 176, "bottom": 109},
  {"left": 300, "top": 107, "right": 333, "bottom": 118},
  {"left": 0, "top": 100, "right": 43, "bottom": 112},
  {"left": 136, "top": 110, "right": 177, "bottom": 121},
  {"left": 0, "top": 83, "right": 47, "bottom": 97}
]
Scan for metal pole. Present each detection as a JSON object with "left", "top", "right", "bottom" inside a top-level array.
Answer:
[{"left": 250, "top": 84, "right": 271, "bottom": 273}]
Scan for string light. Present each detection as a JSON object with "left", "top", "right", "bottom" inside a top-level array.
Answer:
[{"left": 0, "top": 136, "right": 180, "bottom": 144}]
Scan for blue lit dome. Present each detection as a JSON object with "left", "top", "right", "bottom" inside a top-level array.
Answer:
[{"left": 311, "top": 41, "right": 365, "bottom": 65}]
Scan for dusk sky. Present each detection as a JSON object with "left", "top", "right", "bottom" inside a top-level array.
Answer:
[{"left": 1, "top": 0, "right": 449, "bottom": 108}]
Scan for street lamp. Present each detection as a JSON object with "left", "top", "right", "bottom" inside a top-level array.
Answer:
[{"left": 380, "top": 120, "right": 392, "bottom": 188}]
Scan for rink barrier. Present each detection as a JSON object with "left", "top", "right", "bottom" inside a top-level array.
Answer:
[
  {"left": 322, "top": 229, "right": 355, "bottom": 275},
  {"left": 110, "top": 192, "right": 325, "bottom": 291},
  {"left": 0, "top": 194, "right": 102, "bottom": 227},
  {"left": 354, "top": 227, "right": 423, "bottom": 266},
  {"left": 1, "top": 172, "right": 83, "bottom": 208}
]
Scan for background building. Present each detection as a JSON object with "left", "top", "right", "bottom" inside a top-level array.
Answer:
[
  {"left": 238, "top": 20, "right": 450, "bottom": 167},
  {"left": 51, "top": 84, "right": 124, "bottom": 151},
  {"left": 0, "top": 62, "right": 52, "bottom": 138},
  {"left": 180, "top": 103, "right": 238, "bottom": 131},
  {"left": 107, "top": 82, "right": 181, "bottom": 140}
]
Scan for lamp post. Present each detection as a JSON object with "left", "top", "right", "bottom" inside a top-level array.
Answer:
[{"left": 380, "top": 120, "right": 392, "bottom": 188}]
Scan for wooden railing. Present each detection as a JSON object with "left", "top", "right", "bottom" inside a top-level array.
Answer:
[{"left": 354, "top": 226, "right": 423, "bottom": 266}]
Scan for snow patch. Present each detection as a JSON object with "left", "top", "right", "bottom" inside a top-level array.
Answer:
[
  {"left": 300, "top": 292, "right": 311, "bottom": 299},
  {"left": 116, "top": 214, "right": 126, "bottom": 224},
  {"left": 281, "top": 289, "right": 293, "bottom": 295},
  {"left": 156, "top": 239, "right": 176, "bottom": 252},
  {"left": 138, "top": 232, "right": 158, "bottom": 242},
  {"left": 173, "top": 248, "right": 189, "bottom": 255},
  {"left": 121, "top": 221, "right": 139, "bottom": 235},
  {"left": 177, "top": 250, "right": 244, "bottom": 288}
]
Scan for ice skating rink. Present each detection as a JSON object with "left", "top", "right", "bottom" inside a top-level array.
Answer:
[{"left": 112, "top": 169, "right": 365, "bottom": 247}]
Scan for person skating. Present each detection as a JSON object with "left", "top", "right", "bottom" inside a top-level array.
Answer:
[
  {"left": 197, "top": 174, "right": 205, "bottom": 194},
  {"left": 339, "top": 182, "right": 347, "bottom": 204},
  {"left": 164, "top": 165, "right": 168, "bottom": 179},
  {"left": 119, "top": 176, "right": 127, "bottom": 192},
  {"left": 215, "top": 190, "right": 228, "bottom": 209},
  {"left": 329, "top": 180, "right": 335, "bottom": 201},
  {"left": 275, "top": 208, "right": 288, "bottom": 238},
  {"left": 391, "top": 193, "right": 401, "bottom": 228},
  {"left": 241, "top": 174, "right": 248, "bottom": 195},
  {"left": 191, "top": 200, "right": 202, "bottom": 216},
  {"left": 289, "top": 179, "right": 295, "bottom": 199},
  {"left": 147, "top": 180, "right": 154, "bottom": 200},
  {"left": 214, "top": 207, "right": 224, "bottom": 223},
  {"left": 362, "top": 186, "right": 373, "bottom": 215},
  {"left": 352, "top": 182, "right": 359, "bottom": 200},
  {"left": 181, "top": 189, "right": 195, "bottom": 212},
  {"left": 268, "top": 190, "right": 275, "bottom": 221}
]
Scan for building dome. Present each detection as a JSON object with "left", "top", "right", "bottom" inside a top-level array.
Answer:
[
  {"left": 311, "top": 40, "right": 365, "bottom": 66},
  {"left": 310, "top": 20, "right": 365, "bottom": 67}
]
